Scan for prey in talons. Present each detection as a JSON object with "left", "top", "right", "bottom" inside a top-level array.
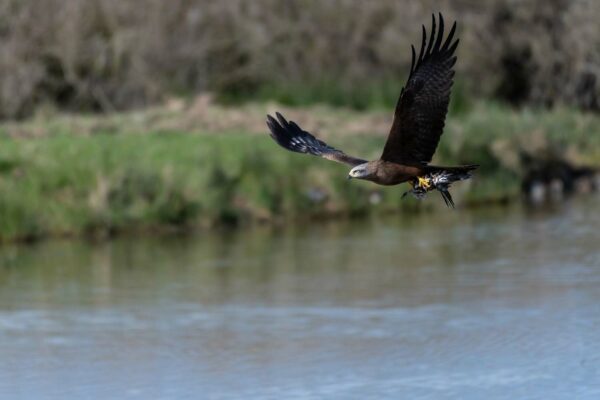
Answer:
[
  {"left": 401, "top": 166, "right": 477, "bottom": 208},
  {"left": 403, "top": 173, "right": 455, "bottom": 208},
  {"left": 403, "top": 175, "right": 437, "bottom": 202}
]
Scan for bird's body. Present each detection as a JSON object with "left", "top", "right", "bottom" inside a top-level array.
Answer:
[
  {"left": 351, "top": 161, "right": 421, "bottom": 186},
  {"left": 266, "top": 13, "right": 478, "bottom": 208}
]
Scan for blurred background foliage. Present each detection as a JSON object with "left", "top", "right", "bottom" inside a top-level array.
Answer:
[{"left": 1, "top": 0, "right": 600, "bottom": 119}]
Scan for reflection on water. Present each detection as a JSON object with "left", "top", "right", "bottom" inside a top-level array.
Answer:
[{"left": 0, "top": 197, "right": 599, "bottom": 399}]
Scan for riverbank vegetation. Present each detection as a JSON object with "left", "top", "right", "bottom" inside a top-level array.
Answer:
[{"left": 0, "top": 98, "right": 598, "bottom": 242}]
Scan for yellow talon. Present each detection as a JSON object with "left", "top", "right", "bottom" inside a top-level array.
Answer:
[{"left": 417, "top": 176, "right": 431, "bottom": 189}]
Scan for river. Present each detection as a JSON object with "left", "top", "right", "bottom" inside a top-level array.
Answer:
[{"left": 1, "top": 196, "right": 599, "bottom": 399}]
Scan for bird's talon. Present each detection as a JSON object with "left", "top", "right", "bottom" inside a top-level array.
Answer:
[{"left": 417, "top": 176, "right": 432, "bottom": 189}]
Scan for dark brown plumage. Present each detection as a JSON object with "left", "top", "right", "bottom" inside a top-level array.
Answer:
[
  {"left": 381, "top": 14, "right": 458, "bottom": 165},
  {"left": 266, "top": 113, "right": 367, "bottom": 167},
  {"left": 266, "top": 13, "right": 478, "bottom": 208}
]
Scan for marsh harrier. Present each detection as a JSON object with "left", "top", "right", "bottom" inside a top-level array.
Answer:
[{"left": 266, "top": 13, "right": 477, "bottom": 207}]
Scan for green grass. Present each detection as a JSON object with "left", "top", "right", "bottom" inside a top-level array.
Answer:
[
  {"left": 0, "top": 102, "right": 598, "bottom": 242},
  {"left": 218, "top": 78, "right": 473, "bottom": 115},
  {"left": 0, "top": 133, "right": 370, "bottom": 240}
]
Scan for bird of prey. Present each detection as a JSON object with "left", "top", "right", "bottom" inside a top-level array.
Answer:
[{"left": 266, "top": 13, "right": 477, "bottom": 208}]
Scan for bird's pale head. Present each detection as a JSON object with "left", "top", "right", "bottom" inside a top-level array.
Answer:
[{"left": 348, "top": 163, "right": 372, "bottom": 180}]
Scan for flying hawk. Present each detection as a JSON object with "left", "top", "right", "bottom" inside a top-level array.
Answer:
[{"left": 266, "top": 13, "right": 477, "bottom": 208}]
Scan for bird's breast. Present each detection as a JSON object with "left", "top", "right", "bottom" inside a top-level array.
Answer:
[{"left": 373, "top": 162, "right": 422, "bottom": 186}]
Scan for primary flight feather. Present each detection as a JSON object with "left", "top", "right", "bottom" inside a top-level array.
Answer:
[{"left": 266, "top": 13, "right": 477, "bottom": 208}]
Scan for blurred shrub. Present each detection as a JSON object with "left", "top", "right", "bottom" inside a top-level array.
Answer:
[
  {"left": 470, "top": 0, "right": 600, "bottom": 110},
  {"left": 0, "top": 0, "right": 599, "bottom": 119}
]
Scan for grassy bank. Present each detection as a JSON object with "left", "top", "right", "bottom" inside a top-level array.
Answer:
[{"left": 0, "top": 101, "right": 599, "bottom": 242}]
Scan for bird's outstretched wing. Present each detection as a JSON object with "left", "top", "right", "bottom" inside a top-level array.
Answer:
[
  {"left": 266, "top": 112, "right": 367, "bottom": 167},
  {"left": 381, "top": 13, "right": 459, "bottom": 165}
]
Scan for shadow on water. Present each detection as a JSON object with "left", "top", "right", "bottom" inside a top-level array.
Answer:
[{"left": 0, "top": 196, "right": 599, "bottom": 399}]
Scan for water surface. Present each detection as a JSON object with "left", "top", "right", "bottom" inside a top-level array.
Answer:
[{"left": 1, "top": 197, "right": 599, "bottom": 399}]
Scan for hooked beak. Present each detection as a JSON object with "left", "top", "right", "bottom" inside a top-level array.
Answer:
[{"left": 347, "top": 175, "right": 352, "bottom": 180}]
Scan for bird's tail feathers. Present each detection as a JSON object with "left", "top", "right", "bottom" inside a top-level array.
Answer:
[{"left": 425, "top": 164, "right": 479, "bottom": 182}]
